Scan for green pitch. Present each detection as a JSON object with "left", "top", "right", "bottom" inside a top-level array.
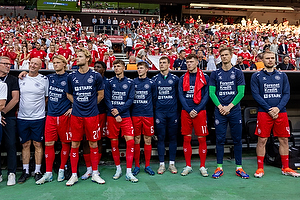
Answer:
[{"left": 0, "top": 157, "right": 299, "bottom": 200}]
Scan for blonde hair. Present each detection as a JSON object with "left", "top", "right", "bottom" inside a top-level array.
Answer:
[
  {"left": 77, "top": 48, "right": 92, "bottom": 65},
  {"left": 52, "top": 55, "right": 68, "bottom": 70}
]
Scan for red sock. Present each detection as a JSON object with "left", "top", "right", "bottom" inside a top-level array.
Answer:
[
  {"left": 257, "top": 156, "right": 265, "bottom": 169},
  {"left": 98, "top": 153, "right": 102, "bottom": 164},
  {"left": 134, "top": 143, "right": 140, "bottom": 168},
  {"left": 45, "top": 145, "right": 55, "bottom": 172},
  {"left": 198, "top": 137, "right": 207, "bottom": 168},
  {"left": 183, "top": 136, "right": 192, "bottom": 167},
  {"left": 281, "top": 155, "right": 289, "bottom": 169},
  {"left": 126, "top": 139, "right": 134, "bottom": 169},
  {"left": 70, "top": 147, "right": 79, "bottom": 174},
  {"left": 111, "top": 140, "right": 120, "bottom": 165},
  {"left": 144, "top": 144, "right": 152, "bottom": 167},
  {"left": 60, "top": 143, "right": 70, "bottom": 169},
  {"left": 83, "top": 154, "right": 92, "bottom": 168},
  {"left": 90, "top": 147, "right": 99, "bottom": 171}
]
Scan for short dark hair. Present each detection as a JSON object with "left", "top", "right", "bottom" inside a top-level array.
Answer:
[
  {"left": 159, "top": 56, "right": 170, "bottom": 64},
  {"left": 113, "top": 59, "right": 125, "bottom": 67},
  {"left": 219, "top": 47, "right": 232, "bottom": 55},
  {"left": 137, "top": 61, "right": 149, "bottom": 68},
  {"left": 179, "top": 50, "right": 185, "bottom": 54},
  {"left": 186, "top": 54, "right": 198, "bottom": 60},
  {"left": 94, "top": 61, "right": 107, "bottom": 69}
]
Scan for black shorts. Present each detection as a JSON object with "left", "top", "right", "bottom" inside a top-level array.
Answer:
[{"left": 125, "top": 46, "right": 132, "bottom": 53}]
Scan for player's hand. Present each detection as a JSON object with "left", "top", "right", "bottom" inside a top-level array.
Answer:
[
  {"left": 115, "top": 115, "right": 122, "bottom": 123},
  {"left": 111, "top": 108, "right": 119, "bottom": 116},
  {"left": 1, "top": 116, "right": 6, "bottom": 126},
  {"left": 222, "top": 104, "right": 233, "bottom": 115},
  {"left": 218, "top": 105, "right": 226, "bottom": 115},
  {"left": 272, "top": 114, "right": 279, "bottom": 119},
  {"left": 218, "top": 105, "right": 229, "bottom": 115},
  {"left": 268, "top": 107, "right": 280, "bottom": 118},
  {"left": 18, "top": 71, "right": 28, "bottom": 80},
  {"left": 189, "top": 109, "right": 198, "bottom": 118},
  {"left": 64, "top": 108, "right": 72, "bottom": 117}
]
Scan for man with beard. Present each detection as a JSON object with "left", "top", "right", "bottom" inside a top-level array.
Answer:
[{"left": 251, "top": 51, "right": 300, "bottom": 178}]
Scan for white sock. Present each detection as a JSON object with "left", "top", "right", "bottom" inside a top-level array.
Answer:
[
  {"left": 72, "top": 173, "right": 77, "bottom": 176},
  {"left": 160, "top": 162, "right": 165, "bottom": 166},
  {"left": 59, "top": 168, "right": 64, "bottom": 172},
  {"left": 46, "top": 172, "right": 52, "bottom": 176},
  {"left": 35, "top": 164, "right": 41, "bottom": 173},
  {"left": 116, "top": 165, "right": 121, "bottom": 171},
  {"left": 87, "top": 166, "right": 92, "bottom": 173},
  {"left": 92, "top": 170, "right": 98, "bottom": 175},
  {"left": 236, "top": 166, "right": 242, "bottom": 170},
  {"left": 126, "top": 168, "right": 132, "bottom": 174},
  {"left": 169, "top": 161, "right": 175, "bottom": 165},
  {"left": 23, "top": 164, "right": 29, "bottom": 174}
]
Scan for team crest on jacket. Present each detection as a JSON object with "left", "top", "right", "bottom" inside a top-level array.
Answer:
[
  {"left": 123, "top": 84, "right": 128, "bottom": 89},
  {"left": 61, "top": 81, "right": 66, "bottom": 86},
  {"left": 144, "top": 84, "right": 149, "bottom": 89},
  {"left": 215, "top": 119, "right": 219, "bottom": 125},
  {"left": 156, "top": 119, "right": 160, "bottom": 124},
  {"left": 230, "top": 74, "right": 235, "bottom": 79},
  {"left": 168, "top": 79, "right": 173, "bottom": 84},
  {"left": 275, "top": 75, "right": 280, "bottom": 80},
  {"left": 87, "top": 78, "right": 93, "bottom": 83}
]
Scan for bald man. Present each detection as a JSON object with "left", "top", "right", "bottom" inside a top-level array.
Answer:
[{"left": 17, "top": 58, "right": 49, "bottom": 183}]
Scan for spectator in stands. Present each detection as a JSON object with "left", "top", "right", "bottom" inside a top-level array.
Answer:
[
  {"left": 112, "top": 17, "right": 118, "bottom": 30},
  {"left": 125, "top": 33, "right": 133, "bottom": 59},
  {"left": 278, "top": 39, "right": 288, "bottom": 60},
  {"left": 234, "top": 56, "right": 249, "bottom": 70},
  {"left": 103, "top": 34, "right": 112, "bottom": 49},
  {"left": 92, "top": 15, "right": 97, "bottom": 26},
  {"left": 254, "top": 53, "right": 264, "bottom": 71},
  {"left": 197, "top": 50, "right": 207, "bottom": 70},
  {"left": 106, "top": 17, "right": 112, "bottom": 30},
  {"left": 173, "top": 50, "right": 187, "bottom": 70},
  {"left": 126, "top": 56, "right": 137, "bottom": 70},
  {"left": 99, "top": 16, "right": 104, "bottom": 30},
  {"left": 276, "top": 56, "right": 295, "bottom": 70}
]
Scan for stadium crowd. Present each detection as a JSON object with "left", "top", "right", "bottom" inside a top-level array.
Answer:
[{"left": 0, "top": 13, "right": 299, "bottom": 70}]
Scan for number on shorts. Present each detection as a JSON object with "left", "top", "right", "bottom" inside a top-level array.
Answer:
[
  {"left": 93, "top": 126, "right": 101, "bottom": 140},
  {"left": 151, "top": 126, "right": 154, "bottom": 134},
  {"left": 66, "top": 131, "right": 72, "bottom": 141},
  {"left": 201, "top": 126, "right": 207, "bottom": 134}
]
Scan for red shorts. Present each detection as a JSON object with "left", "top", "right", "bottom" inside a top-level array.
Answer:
[
  {"left": 70, "top": 115, "right": 100, "bottom": 142},
  {"left": 132, "top": 116, "right": 154, "bottom": 136},
  {"left": 99, "top": 113, "right": 107, "bottom": 137},
  {"left": 255, "top": 112, "right": 290, "bottom": 138},
  {"left": 106, "top": 116, "right": 134, "bottom": 139},
  {"left": 181, "top": 110, "right": 209, "bottom": 136},
  {"left": 45, "top": 115, "right": 71, "bottom": 143}
]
